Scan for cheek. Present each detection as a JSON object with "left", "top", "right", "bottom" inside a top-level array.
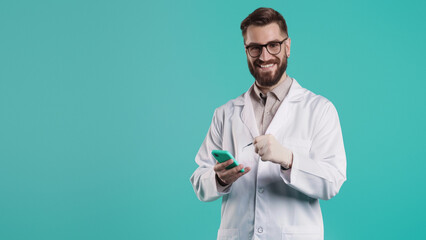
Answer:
[{"left": 278, "top": 51, "right": 287, "bottom": 62}]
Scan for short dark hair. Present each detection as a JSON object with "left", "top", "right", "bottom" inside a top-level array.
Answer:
[{"left": 240, "top": 7, "right": 288, "bottom": 38}]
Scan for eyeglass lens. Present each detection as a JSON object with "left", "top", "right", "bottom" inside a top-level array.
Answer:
[{"left": 248, "top": 42, "right": 281, "bottom": 57}]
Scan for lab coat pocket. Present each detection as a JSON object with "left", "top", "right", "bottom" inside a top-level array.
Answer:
[
  {"left": 217, "top": 228, "right": 239, "bottom": 240},
  {"left": 281, "top": 225, "right": 322, "bottom": 240}
]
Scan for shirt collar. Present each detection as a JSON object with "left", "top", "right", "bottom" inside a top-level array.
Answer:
[{"left": 252, "top": 75, "right": 293, "bottom": 102}]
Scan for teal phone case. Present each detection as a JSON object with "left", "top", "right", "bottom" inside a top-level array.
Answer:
[{"left": 211, "top": 150, "right": 244, "bottom": 172}]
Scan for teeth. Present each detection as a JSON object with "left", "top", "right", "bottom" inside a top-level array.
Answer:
[{"left": 260, "top": 64, "right": 274, "bottom": 68}]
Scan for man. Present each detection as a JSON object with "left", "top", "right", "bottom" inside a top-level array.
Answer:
[{"left": 190, "top": 7, "right": 346, "bottom": 240}]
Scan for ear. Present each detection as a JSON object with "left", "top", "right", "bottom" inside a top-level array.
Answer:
[{"left": 285, "top": 38, "right": 291, "bottom": 58}]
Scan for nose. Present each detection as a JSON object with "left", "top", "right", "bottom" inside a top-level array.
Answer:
[{"left": 259, "top": 46, "right": 273, "bottom": 61}]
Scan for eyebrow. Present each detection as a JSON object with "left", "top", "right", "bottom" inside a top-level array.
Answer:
[{"left": 245, "top": 39, "right": 283, "bottom": 46}]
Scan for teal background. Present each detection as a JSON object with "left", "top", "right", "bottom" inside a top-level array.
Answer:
[{"left": 1, "top": 0, "right": 425, "bottom": 239}]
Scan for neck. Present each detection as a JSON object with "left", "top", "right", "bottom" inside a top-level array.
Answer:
[{"left": 256, "top": 72, "right": 288, "bottom": 95}]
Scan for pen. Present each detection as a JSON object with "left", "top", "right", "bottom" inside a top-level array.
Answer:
[{"left": 243, "top": 142, "right": 253, "bottom": 149}]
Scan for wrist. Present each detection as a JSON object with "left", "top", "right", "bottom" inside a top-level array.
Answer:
[{"left": 215, "top": 174, "right": 228, "bottom": 186}]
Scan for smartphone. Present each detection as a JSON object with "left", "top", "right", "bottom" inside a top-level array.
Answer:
[{"left": 211, "top": 150, "right": 244, "bottom": 172}]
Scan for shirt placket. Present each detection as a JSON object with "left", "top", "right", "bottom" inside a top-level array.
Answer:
[{"left": 262, "top": 93, "right": 275, "bottom": 135}]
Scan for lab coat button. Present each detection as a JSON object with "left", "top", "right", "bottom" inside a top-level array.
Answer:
[
  {"left": 257, "top": 227, "right": 263, "bottom": 233},
  {"left": 258, "top": 188, "right": 264, "bottom": 193}
]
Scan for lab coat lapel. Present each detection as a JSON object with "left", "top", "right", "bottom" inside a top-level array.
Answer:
[
  {"left": 237, "top": 86, "right": 260, "bottom": 140},
  {"left": 265, "top": 79, "right": 306, "bottom": 135}
]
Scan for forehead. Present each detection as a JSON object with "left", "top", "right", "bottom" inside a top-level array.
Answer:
[{"left": 245, "top": 23, "right": 286, "bottom": 45}]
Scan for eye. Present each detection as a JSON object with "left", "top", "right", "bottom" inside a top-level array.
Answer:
[
  {"left": 268, "top": 42, "right": 280, "bottom": 48},
  {"left": 249, "top": 45, "right": 261, "bottom": 51},
  {"left": 248, "top": 45, "right": 262, "bottom": 56}
]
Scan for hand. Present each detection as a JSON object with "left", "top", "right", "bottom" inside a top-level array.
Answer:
[
  {"left": 254, "top": 134, "right": 293, "bottom": 169},
  {"left": 214, "top": 159, "right": 251, "bottom": 186}
]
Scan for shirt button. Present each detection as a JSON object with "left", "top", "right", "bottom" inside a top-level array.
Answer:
[
  {"left": 257, "top": 227, "right": 263, "bottom": 233},
  {"left": 258, "top": 188, "right": 264, "bottom": 193}
]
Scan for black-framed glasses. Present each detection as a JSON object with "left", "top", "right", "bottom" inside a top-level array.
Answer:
[{"left": 245, "top": 37, "right": 288, "bottom": 58}]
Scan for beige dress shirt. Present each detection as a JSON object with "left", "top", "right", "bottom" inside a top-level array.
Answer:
[{"left": 250, "top": 75, "right": 293, "bottom": 135}]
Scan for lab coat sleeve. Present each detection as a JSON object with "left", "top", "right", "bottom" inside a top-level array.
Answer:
[
  {"left": 280, "top": 102, "right": 347, "bottom": 200},
  {"left": 190, "top": 108, "right": 231, "bottom": 202}
]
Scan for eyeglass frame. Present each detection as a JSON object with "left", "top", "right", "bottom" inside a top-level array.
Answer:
[{"left": 244, "top": 36, "right": 289, "bottom": 58}]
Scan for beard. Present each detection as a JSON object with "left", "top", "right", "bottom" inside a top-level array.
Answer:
[{"left": 248, "top": 55, "right": 288, "bottom": 87}]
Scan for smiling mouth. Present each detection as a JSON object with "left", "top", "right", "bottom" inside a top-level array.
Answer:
[{"left": 258, "top": 63, "right": 275, "bottom": 70}]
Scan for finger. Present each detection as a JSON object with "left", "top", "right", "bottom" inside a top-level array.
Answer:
[
  {"left": 221, "top": 164, "right": 242, "bottom": 177},
  {"left": 238, "top": 167, "right": 251, "bottom": 176},
  {"left": 237, "top": 166, "right": 250, "bottom": 174},
  {"left": 233, "top": 164, "right": 244, "bottom": 173},
  {"left": 254, "top": 144, "right": 259, "bottom": 153},
  {"left": 220, "top": 164, "right": 243, "bottom": 180},
  {"left": 223, "top": 159, "right": 236, "bottom": 168},
  {"left": 256, "top": 137, "right": 268, "bottom": 149},
  {"left": 229, "top": 166, "right": 251, "bottom": 182},
  {"left": 233, "top": 165, "right": 249, "bottom": 175},
  {"left": 255, "top": 134, "right": 269, "bottom": 143},
  {"left": 253, "top": 135, "right": 263, "bottom": 144},
  {"left": 254, "top": 139, "right": 267, "bottom": 154},
  {"left": 213, "top": 163, "right": 221, "bottom": 172},
  {"left": 214, "top": 159, "right": 234, "bottom": 172},
  {"left": 254, "top": 140, "right": 264, "bottom": 154},
  {"left": 257, "top": 146, "right": 265, "bottom": 156}
]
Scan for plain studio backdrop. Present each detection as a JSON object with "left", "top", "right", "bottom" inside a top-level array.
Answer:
[{"left": 1, "top": 0, "right": 425, "bottom": 239}]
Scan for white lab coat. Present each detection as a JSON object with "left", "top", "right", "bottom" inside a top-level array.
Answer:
[{"left": 190, "top": 79, "right": 346, "bottom": 240}]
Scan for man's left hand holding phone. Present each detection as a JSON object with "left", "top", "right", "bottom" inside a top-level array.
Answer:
[{"left": 212, "top": 150, "right": 251, "bottom": 186}]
